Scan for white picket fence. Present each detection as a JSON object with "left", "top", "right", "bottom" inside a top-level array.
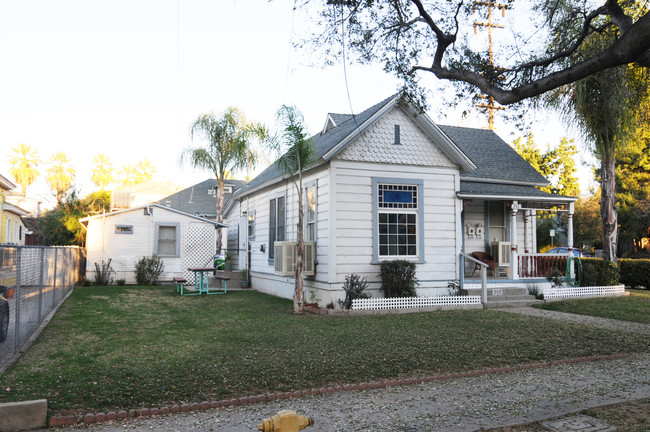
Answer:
[
  {"left": 351, "top": 295, "right": 482, "bottom": 310},
  {"left": 544, "top": 284, "right": 626, "bottom": 299}
]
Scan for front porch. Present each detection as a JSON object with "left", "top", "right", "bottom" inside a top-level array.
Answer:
[{"left": 460, "top": 194, "right": 578, "bottom": 284}]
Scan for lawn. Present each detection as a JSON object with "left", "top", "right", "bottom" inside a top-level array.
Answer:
[
  {"left": 0, "top": 286, "right": 648, "bottom": 414},
  {"left": 538, "top": 289, "right": 650, "bottom": 323}
]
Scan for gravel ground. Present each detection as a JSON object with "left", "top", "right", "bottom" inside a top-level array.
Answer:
[
  {"left": 493, "top": 307, "right": 650, "bottom": 335},
  {"left": 41, "top": 308, "right": 650, "bottom": 432}
]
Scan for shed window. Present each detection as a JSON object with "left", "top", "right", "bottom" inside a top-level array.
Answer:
[{"left": 155, "top": 223, "right": 180, "bottom": 257}]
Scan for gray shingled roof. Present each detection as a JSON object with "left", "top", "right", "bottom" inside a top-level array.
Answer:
[
  {"left": 233, "top": 94, "right": 399, "bottom": 199},
  {"left": 158, "top": 178, "right": 247, "bottom": 219},
  {"left": 233, "top": 94, "right": 554, "bottom": 201},
  {"left": 458, "top": 181, "right": 575, "bottom": 201},
  {"left": 438, "top": 125, "right": 548, "bottom": 185}
]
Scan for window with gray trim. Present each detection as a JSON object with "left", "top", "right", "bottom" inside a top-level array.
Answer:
[
  {"left": 268, "top": 196, "right": 285, "bottom": 259},
  {"left": 305, "top": 185, "right": 316, "bottom": 241},
  {"left": 373, "top": 180, "right": 423, "bottom": 261},
  {"left": 155, "top": 223, "right": 180, "bottom": 257}
]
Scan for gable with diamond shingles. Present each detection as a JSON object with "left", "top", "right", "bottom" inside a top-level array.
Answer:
[{"left": 336, "top": 106, "right": 457, "bottom": 168}]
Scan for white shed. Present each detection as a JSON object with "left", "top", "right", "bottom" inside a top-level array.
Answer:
[{"left": 81, "top": 204, "right": 225, "bottom": 284}]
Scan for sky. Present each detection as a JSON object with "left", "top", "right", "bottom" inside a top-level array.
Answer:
[{"left": 0, "top": 0, "right": 596, "bottom": 209}]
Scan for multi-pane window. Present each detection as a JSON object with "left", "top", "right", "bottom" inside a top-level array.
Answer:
[
  {"left": 156, "top": 224, "right": 179, "bottom": 257},
  {"left": 377, "top": 183, "right": 419, "bottom": 258},
  {"left": 248, "top": 211, "right": 256, "bottom": 239},
  {"left": 268, "top": 196, "right": 285, "bottom": 259},
  {"left": 305, "top": 186, "right": 316, "bottom": 241}
]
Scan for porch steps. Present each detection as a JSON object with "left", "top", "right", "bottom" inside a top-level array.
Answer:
[{"left": 466, "top": 286, "right": 544, "bottom": 309}]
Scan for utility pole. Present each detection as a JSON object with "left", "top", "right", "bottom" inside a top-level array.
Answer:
[{"left": 473, "top": 1, "right": 506, "bottom": 130}]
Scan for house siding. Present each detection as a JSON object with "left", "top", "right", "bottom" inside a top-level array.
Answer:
[
  {"left": 234, "top": 166, "right": 332, "bottom": 300},
  {"left": 331, "top": 159, "right": 460, "bottom": 298},
  {"left": 84, "top": 207, "right": 217, "bottom": 284}
]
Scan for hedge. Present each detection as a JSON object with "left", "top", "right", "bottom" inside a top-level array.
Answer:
[{"left": 619, "top": 259, "right": 650, "bottom": 289}]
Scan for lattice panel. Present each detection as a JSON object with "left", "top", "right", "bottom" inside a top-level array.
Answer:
[
  {"left": 545, "top": 284, "right": 625, "bottom": 299},
  {"left": 182, "top": 224, "right": 216, "bottom": 284},
  {"left": 352, "top": 295, "right": 481, "bottom": 310}
]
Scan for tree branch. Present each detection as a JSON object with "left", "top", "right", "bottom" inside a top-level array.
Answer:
[{"left": 414, "top": 11, "right": 650, "bottom": 105}]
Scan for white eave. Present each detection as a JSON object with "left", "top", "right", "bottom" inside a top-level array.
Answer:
[{"left": 79, "top": 203, "right": 227, "bottom": 227}]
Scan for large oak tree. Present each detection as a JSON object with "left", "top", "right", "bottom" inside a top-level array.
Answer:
[{"left": 307, "top": 0, "right": 649, "bottom": 105}]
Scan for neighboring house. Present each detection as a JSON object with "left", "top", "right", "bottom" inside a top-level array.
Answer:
[
  {"left": 157, "top": 178, "right": 248, "bottom": 267},
  {"left": 111, "top": 181, "right": 184, "bottom": 211},
  {"left": 80, "top": 203, "right": 225, "bottom": 284},
  {"left": 0, "top": 174, "right": 29, "bottom": 246},
  {"left": 224, "top": 94, "right": 577, "bottom": 304}
]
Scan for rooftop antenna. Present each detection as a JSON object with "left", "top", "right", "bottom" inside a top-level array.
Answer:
[{"left": 473, "top": 1, "right": 507, "bottom": 130}]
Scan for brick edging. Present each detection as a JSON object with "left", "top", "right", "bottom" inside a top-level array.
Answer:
[{"left": 48, "top": 353, "right": 631, "bottom": 427}]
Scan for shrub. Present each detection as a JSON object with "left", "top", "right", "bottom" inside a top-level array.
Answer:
[
  {"left": 339, "top": 273, "right": 371, "bottom": 310},
  {"left": 526, "top": 284, "right": 544, "bottom": 300},
  {"left": 447, "top": 280, "right": 467, "bottom": 296},
  {"left": 580, "top": 262, "right": 599, "bottom": 287},
  {"left": 94, "top": 259, "right": 113, "bottom": 285},
  {"left": 82, "top": 278, "right": 92, "bottom": 287},
  {"left": 619, "top": 259, "right": 650, "bottom": 289},
  {"left": 579, "top": 258, "right": 620, "bottom": 286},
  {"left": 379, "top": 260, "right": 418, "bottom": 298},
  {"left": 546, "top": 268, "right": 564, "bottom": 288},
  {"left": 116, "top": 279, "right": 126, "bottom": 286},
  {"left": 134, "top": 255, "right": 164, "bottom": 286}
]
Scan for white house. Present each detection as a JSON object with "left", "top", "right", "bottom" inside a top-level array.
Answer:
[
  {"left": 81, "top": 203, "right": 225, "bottom": 284},
  {"left": 224, "top": 94, "right": 577, "bottom": 305}
]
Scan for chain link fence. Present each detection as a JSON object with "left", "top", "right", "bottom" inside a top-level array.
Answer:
[{"left": 0, "top": 245, "right": 84, "bottom": 362}]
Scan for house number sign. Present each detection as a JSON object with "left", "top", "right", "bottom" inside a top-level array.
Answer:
[{"left": 491, "top": 289, "right": 503, "bottom": 296}]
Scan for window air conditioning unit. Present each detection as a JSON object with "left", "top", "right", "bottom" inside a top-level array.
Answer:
[
  {"left": 274, "top": 241, "right": 315, "bottom": 277},
  {"left": 491, "top": 241, "right": 511, "bottom": 267}
]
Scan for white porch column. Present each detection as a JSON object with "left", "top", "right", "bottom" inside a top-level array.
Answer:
[
  {"left": 524, "top": 210, "right": 532, "bottom": 253},
  {"left": 510, "top": 201, "right": 519, "bottom": 280},
  {"left": 567, "top": 202, "right": 575, "bottom": 281},
  {"left": 567, "top": 202, "right": 575, "bottom": 252}
]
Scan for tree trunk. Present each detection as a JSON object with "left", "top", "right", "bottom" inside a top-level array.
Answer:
[
  {"left": 600, "top": 151, "right": 618, "bottom": 262},
  {"left": 294, "top": 185, "right": 304, "bottom": 314},
  {"left": 216, "top": 177, "right": 224, "bottom": 255}
]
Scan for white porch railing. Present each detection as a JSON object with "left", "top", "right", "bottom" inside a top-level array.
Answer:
[
  {"left": 351, "top": 295, "right": 482, "bottom": 310},
  {"left": 518, "top": 253, "right": 569, "bottom": 279},
  {"left": 545, "top": 284, "right": 625, "bottom": 299},
  {"left": 460, "top": 251, "right": 488, "bottom": 303}
]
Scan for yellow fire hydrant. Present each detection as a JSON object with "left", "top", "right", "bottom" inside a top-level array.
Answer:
[{"left": 257, "top": 409, "right": 314, "bottom": 432}]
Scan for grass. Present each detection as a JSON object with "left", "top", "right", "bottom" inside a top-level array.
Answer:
[
  {"left": 538, "top": 289, "right": 650, "bottom": 323},
  {"left": 0, "top": 286, "right": 648, "bottom": 414}
]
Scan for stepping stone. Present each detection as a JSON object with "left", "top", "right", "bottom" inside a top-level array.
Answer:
[{"left": 542, "top": 415, "right": 616, "bottom": 432}]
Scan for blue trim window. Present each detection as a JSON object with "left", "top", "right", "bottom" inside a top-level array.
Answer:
[{"left": 373, "top": 178, "right": 424, "bottom": 263}]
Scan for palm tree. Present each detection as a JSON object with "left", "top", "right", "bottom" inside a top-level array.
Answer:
[
  {"left": 118, "top": 164, "right": 138, "bottom": 187},
  {"left": 549, "top": 36, "right": 649, "bottom": 262},
  {"left": 45, "top": 152, "right": 75, "bottom": 202},
  {"left": 91, "top": 153, "right": 114, "bottom": 190},
  {"left": 7, "top": 143, "right": 40, "bottom": 197},
  {"left": 135, "top": 159, "right": 156, "bottom": 184},
  {"left": 181, "top": 107, "right": 267, "bottom": 253},
  {"left": 273, "top": 105, "right": 318, "bottom": 313}
]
